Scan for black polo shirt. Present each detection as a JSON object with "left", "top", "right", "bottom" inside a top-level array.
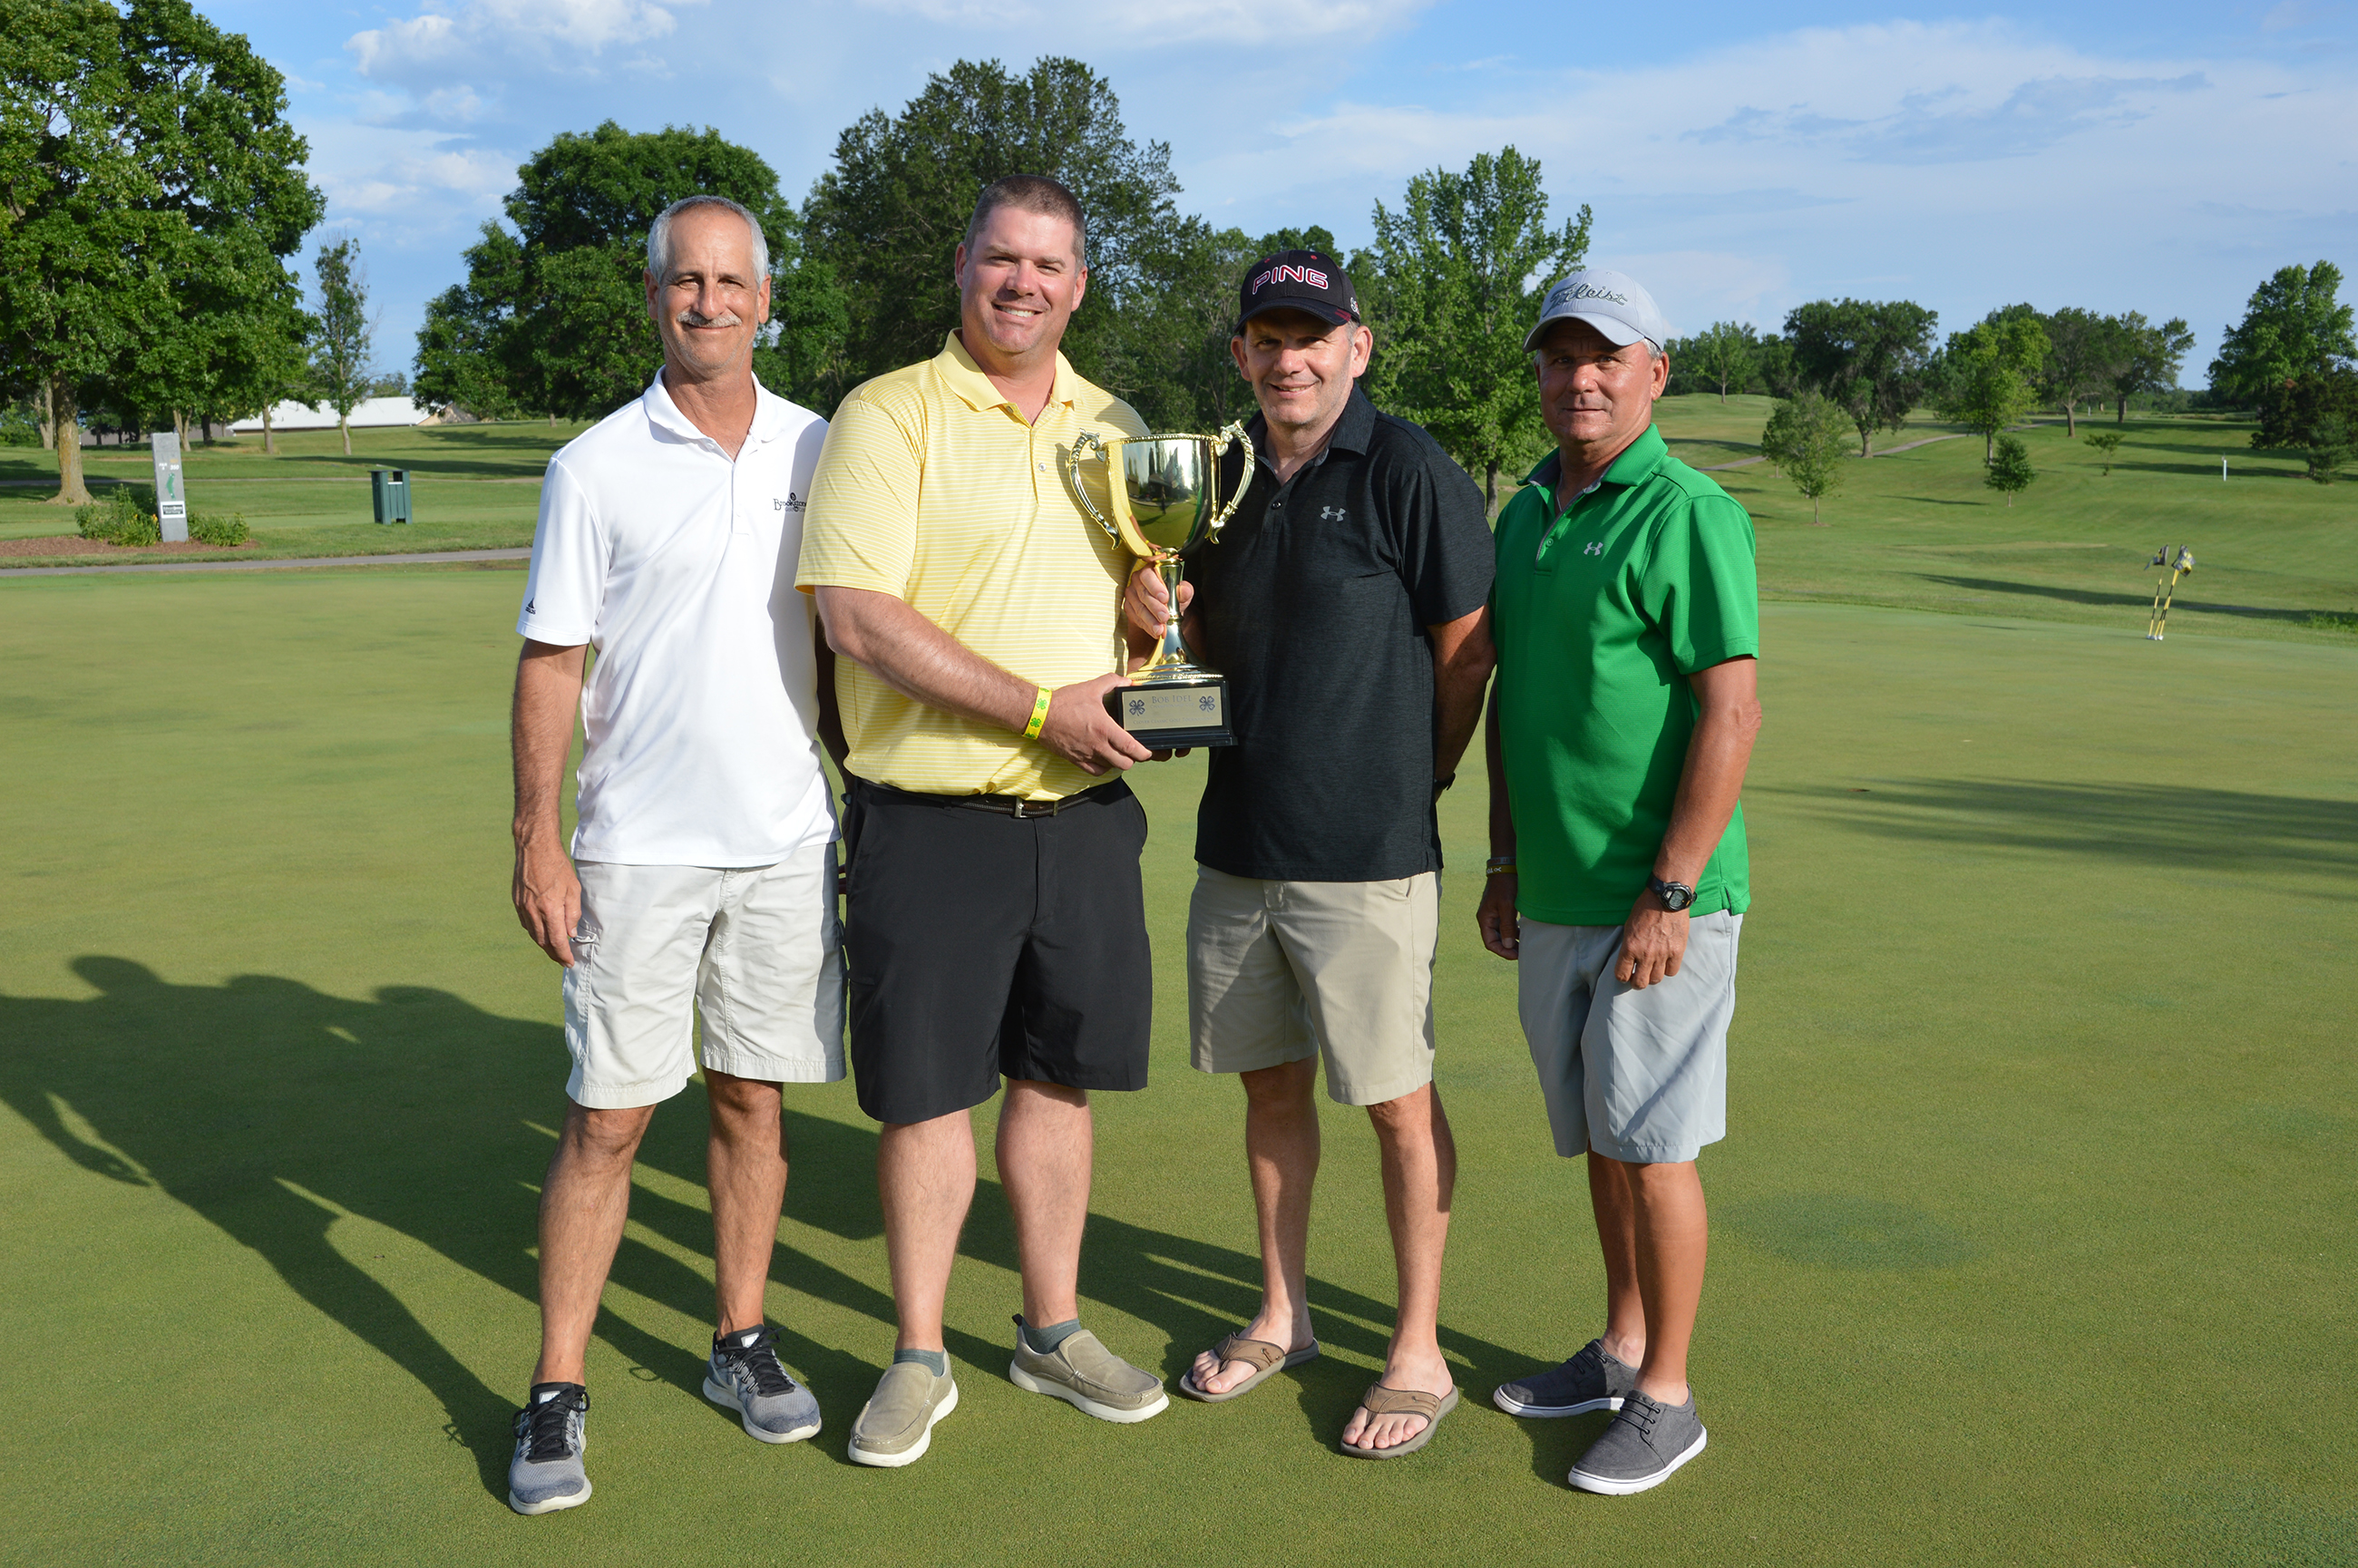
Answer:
[{"left": 1184, "top": 386, "right": 1494, "bottom": 882}]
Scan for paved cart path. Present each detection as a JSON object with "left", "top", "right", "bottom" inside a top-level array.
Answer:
[{"left": 0, "top": 548, "right": 531, "bottom": 579}]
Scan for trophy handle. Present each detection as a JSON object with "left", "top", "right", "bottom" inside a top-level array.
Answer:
[
  {"left": 1203, "top": 420, "right": 1255, "bottom": 539},
  {"left": 1068, "top": 431, "right": 1120, "bottom": 544}
]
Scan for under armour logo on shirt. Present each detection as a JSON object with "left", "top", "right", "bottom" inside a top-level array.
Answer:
[
  {"left": 1320, "top": 505, "right": 1346, "bottom": 521},
  {"left": 1583, "top": 541, "right": 1605, "bottom": 555}
]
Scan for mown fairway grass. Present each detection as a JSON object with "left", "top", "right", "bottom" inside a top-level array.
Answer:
[
  {"left": 0, "top": 422, "right": 589, "bottom": 560},
  {"left": 10, "top": 401, "right": 2353, "bottom": 655},
  {"left": 2, "top": 566, "right": 2351, "bottom": 1565}
]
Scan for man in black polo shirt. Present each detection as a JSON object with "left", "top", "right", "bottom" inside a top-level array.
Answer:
[{"left": 1125, "top": 250, "right": 1495, "bottom": 1456}]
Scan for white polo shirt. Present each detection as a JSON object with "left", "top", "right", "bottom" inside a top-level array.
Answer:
[{"left": 516, "top": 372, "right": 833, "bottom": 867}]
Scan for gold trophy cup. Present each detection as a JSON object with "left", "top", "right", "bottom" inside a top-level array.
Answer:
[{"left": 1069, "top": 422, "right": 1253, "bottom": 748}]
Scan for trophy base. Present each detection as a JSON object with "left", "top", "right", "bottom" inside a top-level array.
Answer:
[{"left": 1106, "top": 671, "right": 1235, "bottom": 749}]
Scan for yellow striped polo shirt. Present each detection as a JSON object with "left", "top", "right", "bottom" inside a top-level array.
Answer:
[{"left": 796, "top": 332, "right": 1149, "bottom": 799}]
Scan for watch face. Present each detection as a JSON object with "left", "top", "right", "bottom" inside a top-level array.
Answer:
[{"left": 1654, "top": 879, "right": 1693, "bottom": 911}]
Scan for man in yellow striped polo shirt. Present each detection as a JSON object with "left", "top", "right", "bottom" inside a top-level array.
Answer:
[{"left": 798, "top": 174, "right": 1169, "bottom": 1466}]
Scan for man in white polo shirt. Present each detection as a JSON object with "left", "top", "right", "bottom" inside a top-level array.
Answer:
[{"left": 502, "top": 195, "right": 843, "bottom": 1516}]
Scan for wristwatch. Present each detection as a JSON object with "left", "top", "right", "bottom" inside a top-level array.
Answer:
[{"left": 1647, "top": 876, "right": 1694, "bottom": 912}]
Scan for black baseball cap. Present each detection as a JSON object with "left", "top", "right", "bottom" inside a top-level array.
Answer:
[{"left": 1235, "top": 249, "right": 1360, "bottom": 334}]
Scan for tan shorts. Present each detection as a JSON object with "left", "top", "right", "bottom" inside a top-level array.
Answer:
[
  {"left": 562, "top": 844, "right": 846, "bottom": 1109},
  {"left": 1185, "top": 866, "right": 1438, "bottom": 1106}
]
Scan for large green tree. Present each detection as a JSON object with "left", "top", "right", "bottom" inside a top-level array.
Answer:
[
  {"left": 2033, "top": 306, "right": 2120, "bottom": 437},
  {"left": 0, "top": 0, "right": 317, "bottom": 502},
  {"left": 415, "top": 122, "right": 808, "bottom": 422},
  {"left": 1934, "top": 313, "right": 2050, "bottom": 463},
  {"left": 1680, "top": 320, "right": 1759, "bottom": 404},
  {"left": 1358, "top": 147, "right": 1591, "bottom": 507},
  {"left": 802, "top": 57, "right": 1179, "bottom": 409},
  {"left": 1783, "top": 298, "right": 1938, "bottom": 457},
  {"left": 2107, "top": 312, "right": 2194, "bottom": 424},
  {"left": 2208, "top": 261, "right": 2354, "bottom": 407}
]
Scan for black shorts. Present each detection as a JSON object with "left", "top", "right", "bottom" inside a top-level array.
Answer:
[{"left": 842, "top": 775, "right": 1153, "bottom": 1125}]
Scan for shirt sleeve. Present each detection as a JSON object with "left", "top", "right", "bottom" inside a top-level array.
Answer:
[
  {"left": 516, "top": 453, "right": 603, "bottom": 646},
  {"left": 794, "top": 391, "right": 921, "bottom": 597},
  {"left": 1640, "top": 488, "right": 1760, "bottom": 674},
  {"left": 1398, "top": 443, "right": 1497, "bottom": 627}
]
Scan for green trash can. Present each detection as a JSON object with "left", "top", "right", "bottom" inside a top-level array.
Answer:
[{"left": 371, "top": 468, "right": 413, "bottom": 525}]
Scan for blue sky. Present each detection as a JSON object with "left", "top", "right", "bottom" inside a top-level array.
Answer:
[{"left": 212, "top": 0, "right": 2357, "bottom": 387}]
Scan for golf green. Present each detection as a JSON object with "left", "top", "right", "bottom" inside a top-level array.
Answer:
[{"left": 1, "top": 568, "right": 2350, "bottom": 1565}]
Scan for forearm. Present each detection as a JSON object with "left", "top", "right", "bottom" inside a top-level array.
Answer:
[
  {"left": 1431, "top": 628, "right": 1494, "bottom": 782},
  {"left": 1485, "top": 686, "right": 1515, "bottom": 859},
  {"left": 812, "top": 619, "right": 848, "bottom": 770},
  {"left": 814, "top": 585, "right": 1035, "bottom": 733},
  {"left": 512, "top": 640, "right": 588, "bottom": 846},
  {"left": 1656, "top": 671, "right": 1761, "bottom": 886}
]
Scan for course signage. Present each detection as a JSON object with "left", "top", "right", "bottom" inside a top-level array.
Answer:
[{"left": 151, "top": 431, "right": 188, "bottom": 542}]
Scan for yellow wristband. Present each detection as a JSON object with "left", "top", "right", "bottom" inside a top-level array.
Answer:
[{"left": 1023, "top": 686, "right": 1051, "bottom": 740}]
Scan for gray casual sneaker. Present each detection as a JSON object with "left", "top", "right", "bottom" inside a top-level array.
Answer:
[
  {"left": 1566, "top": 1388, "right": 1708, "bottom": 1495},
  {"left": 507, "top": 1383, "right": 590, "bottom": 1514},
  {"left": 1007, "top": 1317, "right": 1168, "bottom": 1424},
  {"left": 847, "top": 1360, "right": 960, "bottom": 1468},
  {"left": 1494, "top": 1339, "right": 1638, "bottom": 1417},
  {"left": 705, "top": 1325, "right": 821, "bottom": 1445}
]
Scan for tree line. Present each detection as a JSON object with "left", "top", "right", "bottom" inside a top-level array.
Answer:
[
  {"left": 0, "top": 0, "right": 417, "bottom": 501},
  {"left": 6, "top": 24, "right": 2349, "bottom": 507}
]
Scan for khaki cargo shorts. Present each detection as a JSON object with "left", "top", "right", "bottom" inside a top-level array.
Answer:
[
  {"left": 1186, "top": 866, "right": 1438, "bottom": 1106},
  {"left": 561, "top": 843, "right": 846, "bottom": 1109}
]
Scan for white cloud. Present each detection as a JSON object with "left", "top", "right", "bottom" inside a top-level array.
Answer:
[
  {"left": 349, "top": 0, "right": 698, "bottom": 84},
  {"left": 1198, "top": 19, "right": 2358, "bottom": 337},
  {"left": 850, "top": 0, "right": 1430, "bottom": 44},
  {"left": 302, "top": 122, "right": 517, "bottom": 227}
]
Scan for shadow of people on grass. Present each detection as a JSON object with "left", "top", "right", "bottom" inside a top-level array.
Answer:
[{"left": 1, "top": 959, "right": 1546, "bottom": 1492}]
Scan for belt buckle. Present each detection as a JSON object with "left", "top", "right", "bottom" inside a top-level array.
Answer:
[{"left": 1010, "top": 797, "right": 1034, "bottom": 820}]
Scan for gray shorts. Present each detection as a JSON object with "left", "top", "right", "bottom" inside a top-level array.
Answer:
[{"left": 1515, "top": 911, "right": 1741, "bottom": 1164}]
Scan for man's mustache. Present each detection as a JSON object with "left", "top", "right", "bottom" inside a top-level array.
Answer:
[{"left": 675, "top": 307, "right": 744, "bottom": 329}]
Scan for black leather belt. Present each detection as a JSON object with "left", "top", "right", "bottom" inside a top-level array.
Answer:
[{"left": 859, "top": 777, "right": 1129, "bottom": 819}]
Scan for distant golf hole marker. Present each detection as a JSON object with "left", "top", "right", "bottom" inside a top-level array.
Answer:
[{"left": 151, "top": 431, "right": 187, "bottom": 542}]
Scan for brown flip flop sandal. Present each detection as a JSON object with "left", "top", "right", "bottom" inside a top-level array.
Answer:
[
  {"left": 1177, "top": 1332, "right": 1320, "bottom": 1403},
  {"left": 1340, "top": 1382, "right": 1460, "bottom": 1458}
]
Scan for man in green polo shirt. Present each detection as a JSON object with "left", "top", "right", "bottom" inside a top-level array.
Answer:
[{"left": 1476, "top": 269, "right": 1762, "bottom": 1496}]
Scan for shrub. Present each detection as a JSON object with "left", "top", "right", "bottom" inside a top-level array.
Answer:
[
  {"left": 1759, "top": 392, "right": 1853, "bottom": 523},
  {"left": 2304, "top": 415, "right": 2353, "bottom": 484},
  {"left": 187, "top": 511, "right": 250, "bottom": 546},
  {"left": 2082, "top": 430, "right": 2123, "bottom": 474},
  {"left": 74, "top": 487, "right": 161, "bottom": 546},
  {"left": 1985, "top": 434, "right": 2035, "bottom": 505},
  {"left": 0, "top": 404, "right": 42, "bottom": 447}
]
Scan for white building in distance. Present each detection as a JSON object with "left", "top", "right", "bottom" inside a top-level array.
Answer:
[{"left": 229, "top": 397, "right": 444, "bottom": 433}]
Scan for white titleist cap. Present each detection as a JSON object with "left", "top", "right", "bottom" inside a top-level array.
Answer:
[{"left": 1525, "top": 269, "right": 1672, "bottom": 353}]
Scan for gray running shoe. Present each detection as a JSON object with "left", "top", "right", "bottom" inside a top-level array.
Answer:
[
  {"left": 847, "top": 1360, "right": 960, "bottom": 1468},
  {"left": 507, "top": 1383, "right": 590, "bottom": 1515},
  {"left": 1008, "top": 1317, "right": 1168, "bottom": 1424},
  {"left": 705, "top": 1325, "right": 821, "bottom": 1444},
  {"left": 1567, "top": 1388, "right": 1708, "bottom": 1495},
  {"left": 1494, "top": 1339, "right": 1637, "bottom": 1417}
]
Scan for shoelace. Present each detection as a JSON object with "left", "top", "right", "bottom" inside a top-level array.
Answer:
[
  {"left": 513, "top": 1392, "right": 584, "bottom": 1463},
  {"left": 724, "top": 1329, "right": 797, "bottom": 1398}
]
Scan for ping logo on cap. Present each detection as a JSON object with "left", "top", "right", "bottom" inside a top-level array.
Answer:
[{"left": 1250, "top": 264, "right": 1330, "bottom": 296}]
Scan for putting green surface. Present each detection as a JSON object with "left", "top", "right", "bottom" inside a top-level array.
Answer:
[{"left": 2, "top": 570, "right": 2352, "bottom": 1565}]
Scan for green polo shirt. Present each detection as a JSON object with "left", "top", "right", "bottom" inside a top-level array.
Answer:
[{"left": 1492, "top": 424, "right": 1759, "bottom": 926}]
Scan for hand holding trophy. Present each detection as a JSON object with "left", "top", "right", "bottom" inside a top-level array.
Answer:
[{"left": 1069, "top": 422, "right": 1253, "bottom": 749}]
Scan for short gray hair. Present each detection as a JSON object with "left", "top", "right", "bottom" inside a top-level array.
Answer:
[{"left": 647, "top": 195, "right": 769, "bottom": 280}]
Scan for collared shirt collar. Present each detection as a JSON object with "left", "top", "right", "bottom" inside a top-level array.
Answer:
[
  {"left": 641, "top": 368, "right": 792, "bottom": 451},
  {"left": 1245, "top": 385, "right": 1378, "bottom": 475},
  {"left": 1523, "top": 424, "right": 1670, "bottom": 502},
  {"left": 936, "top": 331, "right": 1079, "bottom": 417}
]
